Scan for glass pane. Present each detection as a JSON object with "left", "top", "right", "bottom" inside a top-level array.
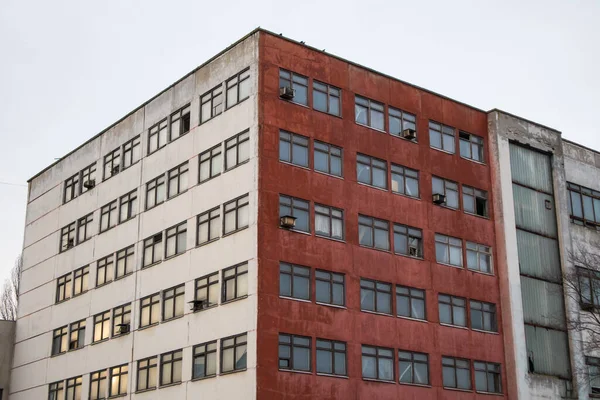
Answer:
[
  {"left": 361, "top": 288, "right": 374, "bottom": 311},
  {"left": 314, "top": 151, "right": 328, "bottom": 173},
  {"left": 373, "top": 168, "right": 387, "bottom": 188},
  {"left": 443, "top": 134, "right": 455, "bottom": 152},
  {"left": 334, "top": 352, "right": 346, "bottom": 375},
  {"left": 453, "top": 306, "right": 466, "bottom": 326},
  {"left": 460, "top": 139, "right": 471, "bottom": 158},
  {"left": 449, "top": 246, "right": 462, "bottom": 266},
  {"left": 280, "top": 273, "right": 291, "bottom": 296},
  {"left": 397, "top": 296, "right": 410, "bottom": 317},
  {"left": 331, "top": 157, "right": 342, "bottom": 176},
  {"left": 430, "top": 131, "right": 442, "bottom": 149},
  {"left": 362, "top": 356, "right": 376, "bottom": 378},
  {"left": 293, "top": 276, "right": 309, "bottom": 300},
  {"left": 316, "top": 349, "right": 332, "bottom": 374},
  {"left": 379, "top": 358, "right": 393, "bottom": 380},
  {"left": 222, "top": 348, "right": 234, "bottom": 371},
  {"left": 457, "top": 368, "right": 471, "bottom": 389},
  {"left": 293, "top": 347, "right": 310, "bottom": 371},
  {"left": 332, "top": 284, "right": 344, "bottom": 305},
  {"left": 313, "top": 91, "right": 327, "bottom": 112},
  {"left": 371, "top": 110, "right": 384, "bottom": 130},
  {"left": 413, "top": 299, "right": 425, "bottom": 319},
  {"left": 355, "top": 105, "right": 368, "bottom": 125},
  {"left": 439, "top": 303, "right": 451, "bottom": 324},
  {"left": 415, "top": 362, "right": 428, "bottom": 384},
  {"left": 443, "top": 366, "right": 456, "bottom": 387},
  {"left": 374, "top": 229, "right": 389, "bottom": 250},
  {"left": 329, "top": 97, "right": 340, "bottom": 116},
  {"left": 377, "top": 292, "right": 391, "bottom": 314},
  {"left": 359, "top": 225, "right": 372, "bottom": 247},
  {"left": 399, "top": 361, "right": 412, "bottom": 383}
]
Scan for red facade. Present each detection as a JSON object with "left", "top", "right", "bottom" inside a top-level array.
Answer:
[{"left": 256, "top": 32, "right": 508, "bottom": 399}]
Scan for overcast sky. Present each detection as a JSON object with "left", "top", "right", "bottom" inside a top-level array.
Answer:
[{"left": 0, "top": 0, "right": 598, "bottom": 283}]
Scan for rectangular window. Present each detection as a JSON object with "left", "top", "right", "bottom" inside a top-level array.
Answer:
[
  {"left": 355, "top": 95, "right": 384, "bottom": 130},
  {"left": 103, "top": 148, "right": 120, "bottom": 180},
  {"left": 362, "top": 345, "right": 394, "bottom": 381},
  {"left": 160, "top": 350, "right": 183, "bottom": 386},
  {"left": 279, "top": 69, "right": 308, "bottom": 105},
  {"left": 389, "top": 107, "right": 417, "bottom": 139},
  {"left": 112, "top": 303, "right": 131, "bottom": 336},
  {"left": 119, "top": 190, "right": 137, "bottom": 223},
  {"left": 315, "top": 270, "right": 344, "bottom": 306},
  {"left": 443, "top": 357, "right": 472, "bottom": 390},
  {"left": 65, "top": 376, "right": 82, "bottom": 400},
  {"left": 226, "top": 68, "right": 250, "bottom": 109},
  {"left": 72, "top": 265, "right": 89, "bottom": 296},
  {"left": 279, "top": 333, "right": 311, "bottom": 372},
  {"left": 396, "top": 286, "right": 426, "bottom": 320},
  {"left": 99, "top": 200, "right": 118, "bottom": 233},
  {"left": 474, "top": 361, "right": 501, "bottom": 393},
  {"left": 165, "top": 221, "right": 187, "bottom": 258},
  {"left": 316, "top": 339, "right": 346, "bottom": 376},
  {"left": 460, "top": 132, "right": 485, "bottom": 162},
  {"left": 279, "top": 195, "right": 309, "bottom": 233},
  {"left": 60, "top": 222, "right": 76, "bottom": 252},
  {"left": 80, "top": 163, "right": 97, "bottom": 194},
  {"left": 399, "top": 351, "right": 429, "bottom": 385},
  {"left": 313, "top": 81, "right": 341, "bottom": 116},
  {"left": 143, "top": 233, "right": 163, "bottom": 267},
  {"left": 197, "top": 207, "right": 220, "bottom": 245},
  {"left": 279, "top": 130, "right": 309, "bottom": 168},
  {"left": 391, "top": 164, "right": 419, "bottom": 198},
  {"left": 466, "top": 241, "right": 492, "bottom": 273},
  {"left": 122, "top": 135, "right": 141, "bottom": 169},
  {"left": 148, "top": 118, "right": 168, "bottom": 154},
  {"left": 314, "top": 141, "right": 342, "bottom": 177},
  {"left": 225, "top": 130, "right": 250, "bottom": 170},
  {"left": 279, "top": 262, "right": 310, "bottom": 301},
  {"left": 195, "top": 273, "right": 219, "bottom": 310},
  {"left": 435, "top": 233, "right": 463, "bottom": 267},
  {"left": 48, "top": 381, "right": 64, "bottom": 400},
  {"left": 587, "top": 356, "right": 600, "bottom": 395},
  {"left": 77, "top": 213, "right": 93, "bottom": 244},
  {"left": 199, "top": 145, "right": 222, "bottom": 183},
  {"left": 357, "top": 153, "right": 387, "bottom": 189},
  {"left": 315, "top": 204, "right": 344, "bottom": 240},
  {"left": 139, "top": 293, "right": 160, "bottom": 328},
  {"left": 69, "top": 320, "right": 85, "bottom": 350},
  {"left": 64, "top": 173, "right": 79, "bottom": 203},
  {"left": 439, "top": 294, "right": 467, "bottom": 327},
  {"left": 221, "top": 333, "right": 247, "bottom": 373},
  {"left": 470, "top": 300, "right": 497, "bottom": 332},
  {"left": 360, "top": 278, "right": 392, "bottom": 314},
  {"left": 567, "top": 182, "right": 600, "bottom": 228},
  {"left": 56, "top": 273, "right": 72, "bottom": 303},
  {"left": 52, "top": 326, "right": 68, "bottom": 355},
  {"left": 358, "top": 215, "right": 390, "bottom": 250},
  {"left": 89, "top": 370, "right": 107, "bottom": 400},
  {"left": 136, "top": 356, "right": 157, "bottom": 391},
  {"left": 96, "top": 255, "right": 114, "bottom": 287},
  {"left": 201, "top": 84, "right": 224, "bottom": 123},
  {"left": 463, "top": 186, "right": 488, "bottom": 217},
  {"left": 167, "top": 162, "right": 189, "bottom": 198},
  {"left": 169, "top": 104, "right": 191, "bottom": 141},
  {"left": 108, "top": 364, "right": 128, "bottom": 397},
  {"left": 93, "top": 311, "right": 111, "bottom": 342},
  {"left": 432, "top": 176, "right": 459, "bottom": 209},
  {"left": 579, "top": 267, "right": 600, "bottom": 308},
  {"left": 429, "top": 121, "right": 455, "bottom": 153},
  {"left": 393, "top": 223, "right": 423, "bottom": 258},
  {"left": 146, "top": 175, "right": 166, "bottom": 210},
  {"left": 222, "top": 263, "right": 248, "bottom": 302},
  {"left": 193, "top": 341, "right": 217, "bottom": 379},
  {"left": 223, "top": 194, "right": 249, "bottom": 234},
  {"left": 163, "top": 284, "right": 185, "bottom": 321}
]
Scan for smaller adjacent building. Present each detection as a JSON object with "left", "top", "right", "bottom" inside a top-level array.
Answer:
[{"left": 0, "top": 320, "right": 15, "bottom": 400}]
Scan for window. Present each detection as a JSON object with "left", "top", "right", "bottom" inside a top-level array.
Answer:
[
  {"left": 279, "top": 334, "right": 311, "bottom": 372},
  {"left": 474, "top": 361, "right": 501, "bottom": 393},
  {"left": 112, "top": 304, "right": 131, "bottom": 336},
  {"left": 165, "top": 221, "right": 187, "bottom": 258},
  {"left": 313, "top": 81, "right": 340, "bottom": 116},
  {"left": 193, "top": 341, "right": 217, "bottom": 379},
  {"left": 396, "top": 286, "right": 425, "bottom": 320},
  {"left": 435, "top": 234, "right": 463, "bottom": 267},
  {"left": 48, "top": 381, "right": 64, "bottom": 400},
  {"left": 357, "top": 154, "right": 387, "bottom": 189},
  {"left": 103, "top": 148, "right": 120, "bottom": 180},
  {"left": 391, "top": 164, "right": 419, "bottom": 198},
  {"left": 579, "top": 267, "right": 600, "bottom": 308},
  {"left": 222, "top": 263, "right": 248, "bottom": 302},
  {"left": 226, "top": 68, "right": 250, "bottom": 108},
  {"left": 279, "top": 195, "right": 309, "bottom": 233},
  {"left": 65, "top": 376, "right": 82, "bottom": 400},
  {"left": 146, "top": 175, "right": 166, "bottom": 210},
  {"left": 99, "top": 200, "right": 118, "bottom": 233},
  {"left": 399, "top": 351, "right": 429, "bottom": 385},
  {"left": 442, "top": 357, "right": 471, "bottom": 390},
  {"left": 93, "top": 310, "right": 111, "bottom": 342},
  {"left": 587, "top": 356, "right": 600, "bottom": 395},
  {"left": 69, "top": 320, "right": 85, "bottom": 350},
  {"left": 72, "top": 265, "right": 89, "bottom": 296},
  {"left": 115, "top": 245, "right": 134, "bottom": 279},
  {"left": 279, "top": 130, "right": 309, "bottom": 168},
  {"left": 199, "top": 145, "right": 222, "bottom": 183},
  {"left": 64, "top": 173, "right": 79, "bottom": 203},
  {"left": 315, "top": 204, "right": 344, "bottom": 240},
  {"left": 225, "top": 130, "right": 250, "bottom": 170},
  {"left": 167, "top": 162, "right": 189, "bottom": 198},
  {"left": 470, "top": 300, "right": 497, "bottom": 332},
  {"left": 279, "top": 262, "right": 310, "bottom": 300},
  {"left": 160, "top": 350, "right": 182, "bottom": 386},
  {"left": 197, "top": 207, "right": 220, "bottom": 245},
  {"left": 52, "top": 326, "right": 68, "bottom": 355},
  {"left": 77, "top": 213, "right": 93, "bottom": 244},
  {"left": 360, "top": 278, "right": 392, "bottom": 314},
  {"left": 432, "top": 176, "right": 459, "bottom": 209},
  {"left": 119, "top": 190, "right": 137, "bottom": 223},
  {"left": 169, "top": 104, "right": 191, "bottom": 141},
  {"left": 315, "top": 270, "right": 344, "bottom": 306},
  {"left": 221, "top": 333, "right": 247, "bottom": 373},
  {"left": 224, "top": 194, "right": 249, "bottom": 234},
  {"left": 89, "top": 370, "right": 107, "bottom": 400},
  {"left": 362, "top": 345, "right": 393, "bottom": 381},
  {"left": 162, "top": 284, "right": 185, "bottom": 321},
  {"left": 314, "top": 141, "right": 342, "bottom": 177},
  {"left": 355, "top": 95, "right": 384, "bottom": 130},
  {"left": 136, "top": 356, "right": 157, "bottom": 391},
  {"left": 568, "top": 182, "right": 600, "bottom": 228},
  {"left": 122, "top": 135, "right": 141, "bottom": 169},
  {"left": 389, "top": 107, "right": 417, "bottom": 139},
  {"left": 140, "top": 293, "right": 160, "bottom": 328},
  {"left": 393, "top": 224, "right": 423, "bottom": 258},
  {"left": 466, "top": 241, "right": 492, "bottom": 273},
  {"left": 60, "top": 222, "right": 76, "bottom": 252},
  {"left": 201, "top": 84, "right": 224, "bottom": 123},
  {"left": 429, "top": 121, "right": 455, "bottom": 153},
  {"left": 460, "top": 132, "right": 484, "bottom": 162},
  {"left": 143, "top": 233, "right": 163, "bottom": 267},
  {"left": 439, "top": 294, "right": 467, "bottom": 327},
  {"left": 148, "top": 118, "right": 168, "bottom": 154},
  {"left": 195, "top": 273, "right": 219, "bottom": 310},
  {"left": 316, "top": 339, "right": 346, "bottom": 376},
  {"left": 279, "top": 69, "right": 308, "bottom": 105},
  {"left": 80, "top": 163, "right": 97, "bottom": 193},
  {"left": 96, "top": 255, "right": 114, "bottom": 286},
  {"left": 463, "top": 186, "right": 488, "bottom": 217},
  {"left": 358, "top": 215, "right": 390, "bottom": 251},
  {"left": 56, "top": 273, "right": 72, "bottom": 302},
  {"left": 108, "top": 364, "right": 128, "bottom": 397}
]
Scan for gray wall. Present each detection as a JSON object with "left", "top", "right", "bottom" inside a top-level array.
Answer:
[{"left": 0, "top": 321, "right": 15, "bottom": 400}]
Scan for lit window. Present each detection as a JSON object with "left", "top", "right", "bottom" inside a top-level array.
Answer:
[
  {"left": 193, "top": 341, "right": 217, "bottom": 379},
  {"left": 162, "top": 284, "right": 185, "bottom": 321},
  {"left": 56, "top": 273, "right": 72, "bottom": 303},
  {"left": 391, "top": 164, "right": 419, "bottom": 197},
  {"left": 459, "top": 132, "right": 484, "bottom": 162},
  {"left": 139, "top": 293, "right": 160, "bottom": 328},
  {"left": 222, "top": 263, "right": 248, "bottom": 302},
  {"left": 466, "top": 241, "right": 492, "bottom": 273},
  {"left": 396, "top": 286, "right": 425, "bottom": 320},
  {"left": 201, "top": 84, "right": 223, "bottom": 123},
  {"left": 148, "top": 119, "right": 168, "bottom": 154},
  {"left": 136, "top": 356, "right": 157, "bottom": 391},
  {"left": 52, "top": 326, "right": 68, "bottom": 355},
  {"left": 108, "top": 364, "right": 128, "bottom": 397},
  {"left": 223, "top": 194, "right": 249, "bottom": 234},
  {"left": 314, "top": 141, "right": 342, "bottom": 177},
  {"left": 199, "top": 145, "right": 222, "bottom": 183},
  {"left": 435, "top": 234, "right": 463, "bottom": 267},
  {"left": 72, "top": 265, "right": 89, "bottom": 296},
  {"left": 197, "top": 207, "right": 220, "bottom": 245},
  {"left": 362, "top": 345, "right": 393, "bottom": 381},
  {"left": 399, "top": 351, "right": 429, "bottom": 385},
  {"left": 358, "top": 215, "right": 390, "bottom": 250},
  {"left": 92, "top": 310, "right": 111, "bottom": 342},
  {"left": 442, "top": 357, "right": 471, "bottom": 390},
  {"left": 65, "top": 376, "right": 82, "bottom": 400},
  {"left": 143, "top": 233, "right": 163, "bottom": 267},
  {"left": 165, "top": 221, "right": 187, "bottom": 258},
  {"left": 315, "top": 270, "right": 344, "bottom": 306},
  {"left": 226, "top": 69, "right": 251, "bottom": 109},
  {"left": 463, "top": 186, "right": 488, "bottom": 217},
  {"left": 279, "top": 130, "right": 309, "bottom": 168},
  {"left": 195, "top": 272, "right": 219, "bottom": 310},
  {"left": 355, "top": 95, "right": 384, "bottom": 130},
  {"left": 146, "top": 175, "right": 166, "bottom": 209},
  {"left": 470, "top": 300, "right": 497, "bottom": 332},
  {"left": 96, "top": 255, "right": 114, "bottom": 287},
  {"left": 438, "top": 294, "right": 466, "bottom": 327},
  {"left": 389, "top": 107, "right": 417, "bottom": 139},
  {"left": 432, "top": 176, "right": 459, "bottom": 209},
  {"left": 279, "top": 333, "right": 311, "bottom": 372},
  {"left": 48, "top": 381, "right": 64, "bottom": 400},
  {"left": 225, "top": 130, "right": 250, "bottom": 170},
  {"left": 360, "top": 278, "right": 392, "bottom": 314},
  {"left": 279, "top": 195, "right": 309, "bottom": 233},
  {"left": 429, "top": 121, "right": 455, "bottom": 153},
  {"left": 169, "top": 104, "right": 191, "bottom": 141},
  {"left": 357, "top": 154, "right": 387, "bottom": 189},
  {"left": 112, "top": 303, "right": 131, "bottom": 336},
  {"left": 279, "top": 69, "right": 308, "bottom": 106},
  {"left": 69, "top": 320, "right": 85, "bottom": 351},
  {"left": 279, "top": 262, "right": 310, "bottom": 300},
  {"left": 89, "top": 370, "right": 107, "bottom": 400},
  {"left": 160, "top": 350, "right": 183, "bottom": 386},
  {"left": 221, "top": 333, "right": 247, "bottom": 373},
  {"left": 315, "top": 204, "right": 344, "bottom": 240},
  {"left": 313, "top": 81, "right": 341, "bottom": 116}
]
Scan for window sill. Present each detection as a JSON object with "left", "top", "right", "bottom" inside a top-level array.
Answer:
[
  {"left": 55, "top": 298, "right": 71, "bottom": 305},
  {"left": 51, "top": 351, "right": 66, "bottom": 358},
  {"left": 191, "top": 374, "right": 217, "bottom": 382},
  {"left": 279, "top": 368, "right": 312, "bottom": 375},
  {"left": 280, "top": 296, "right": 311, "bottom": 304},
  {"left": 399, "top": 382, "right": 431, "bottom": 388},
  {"left": 222, "top": 225, "right": 249, "bottom": 238},
  {"left": 443, "top": 387, "right": 472, "bottom": 393},
  {"left": 138, "top": 322, "right": 159, "bottom": 331},
  {"left": 397, "top": 315, "right": 428, "bottom": 323},
  {"left": 467, "top": 269, "right": 494, "bottom": 277},
  {"left": 114, "top": 272, "right": 134, "bottom": 282},
  {"left": 68, "top": 346, "right": 84, "bottom": 353},
  {"left": 98, "top": 225, "right": 116, "bottom": 235},
  {"left": 77, "top": 237, "right": 91, "bottom": 246},
  {"left": 121, "top": 160, "right": 140, "bottom": 172},
  {"left": 430, "top": 147, "right": 456, "bottom": 156},
  {"left": 355, "top": 122, "right": 386, "bottom": 134},
  {"left": 391, "top": 191, "right": 420, "bottom": 201},
  {"left": 192, "top": 304, "right": 218, "bottom": 313},
  {"left": 166, "top": 189, "right": 188, "bottom": 202},
  {"left": 474, "top": 391, "right": 503, "bottom": 396},
  {"left": 108, "top": 394, "right": 128, "bottom": 399},
  {"left": 279, "top": 160, "right": 311, "bottom": 171},
  {"left": 145, "top": 201, "right": 165, "bottom": 212},
  {"left": 225, "top": 95, "right": 250, "bottom": 112},
  {"left": 357, "top": 181, "right": 388, "bottom": 192},
  {"left": 159, "top": 381, "right": 182, "bottom": 389},
  {"left": 147, "top": 143, "right": 168, "bottom": 156},
  {"left": 221, "top": 295, "right": 248, "bottom": 306},
  {"left": 198, "top": 173, "right": 222, "bottom": 186},
  {"left": 358, "top": 244, "right": 392, "bottom": 254},
  {"left": 135, "top": 387, "right": 157, "bottom": 394},
  {"left": 91, "top": 338, "right": 109, "bottom": 346},
  {"left": 316, "top": 302, "right": 347, "bottom": 310},
  {"left": 471, "top": 328, "right": 499, "bottom": 335},
  {"left": 280, "top": 97, "right": 310, "bottom": 109},
  {"left": 464, "top": 211, "right": 490, "bottom": 220},
  {"left": 162, "top": 315, "right": 185, "bottom": 324},
  {"left": 316, "top": 372, "right": 348, "bottom": 379},
  {"left": 433, "top": 203, "right": 459, "bottom": 212},
  {"left": 279, "top": 226, "right": 311, "bottom": 236},
  {"left": 460, "top": 156, "right": 486, "bottom": 166},
  {"left": 362, "top": 378, "right": 396, "bottom": 384},
  {"left": 141, "top": 261, "right": 163, "bottom": 270},
  {"left": 313, "top": 107, "right": 343, "bottom": 120},
  {"left": 196, "top": 237, "right": 221, "bottom": 248},
  {"left": 439, "top": 323, "right": 468, "bottom": 330},
  {"left": 220, "top": 368, "right": 247, "bottom": 376},
  {"left": 361, "top": 309, "right": 394, "bottom": 318},
  {"left": 95, "top": 281, "right": 113, "bottom": 289},
  {"left": 111, "top": 331, "right": 131, "bottom": 339},
  {"left": 436, "top": 261, "right": 464, "bottom": 270},
  {"left": 314, "top": 170, "right": 344, "bottom": 180},
  {"left": 315, "top": 234, "right": 345, "bottom": 244},
  {"left": 394, "top": 252, "right": 424, "bottom": 262},
  {"left": 164, "top": 251, "right": 186, "bottom": 262},
  {"left": 390, "top": 133, "right": 419, "bottom": 144},
  {"left": 224, "top": 159, "right": 251, "bottom": 173},
  {"left": 119, "top": 215, "right": 137, "bottom": 225}
]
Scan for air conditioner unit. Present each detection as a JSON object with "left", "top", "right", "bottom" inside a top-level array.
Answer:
[
  {"left": 581, "top": 302, "right": 595, "bottom": 312},
  {"left": 116, "top": 323, "right": 130, "bottom": 334},
  {"left": 69, "top": 340, "right": 79, "bottom": 350},
  {"left": 432, "top": 193, "right": 446, "bottom": 205},
  {"left": 64, "top": 238, "right": 75, "bottom": 250},
  {"left": 401, "top": 128, "right": 417, "bottom": 140},
  {"left": 153, "top": 233, "right": 162, "bottom": 243},
  {"left": 83, "top": 179, "right": 96, "bottom": 189},
  {"left": 279, "top": 86, "right": 295, "bottom": 100},
  {"left": 408, "top": 246, "right": 419, "bottom": 257},
  {"left": 188, "top": 300, "right": 206, "bottom": 312},
  {"left": 111, "top": 165, "right": 120, "bottom": 175},
  {"left": 280, "top": 215, "right": 297, "bottom": 229}
]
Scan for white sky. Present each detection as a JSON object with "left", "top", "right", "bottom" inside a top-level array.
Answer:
[{"left": 0, "top": 0, "right": 598, "bottom": 283}]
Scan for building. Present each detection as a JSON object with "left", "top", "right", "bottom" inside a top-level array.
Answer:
[
  {"left": 8, "top": 28, "right": 600, "bottom": 399},
  {"left": 0, "top": 320, "right": 15, "bottom": 400}
]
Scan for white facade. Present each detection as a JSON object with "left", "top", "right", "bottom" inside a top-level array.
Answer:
[{"left": 10, "top": 33, "right": 260, "bottom": 400}]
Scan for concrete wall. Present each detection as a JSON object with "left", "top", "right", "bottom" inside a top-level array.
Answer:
[{"left": 0, "top": 321, "right": 15, "bottom": 400}]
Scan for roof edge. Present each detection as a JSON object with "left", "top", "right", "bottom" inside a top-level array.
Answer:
[{"left": 486, "top": 108, "right": 562, "bottom": 134}]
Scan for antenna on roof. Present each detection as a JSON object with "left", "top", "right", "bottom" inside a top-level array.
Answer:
[{"left": 300, "top": 41, "right": 305, "bottom": 44}]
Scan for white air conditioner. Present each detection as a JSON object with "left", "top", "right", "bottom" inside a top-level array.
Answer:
[
  {"left": 279, "top": 86, "right": 295, "bottom": 100},
  {"left": 401, "top": 128, "right": 416, "bottom": 140}
]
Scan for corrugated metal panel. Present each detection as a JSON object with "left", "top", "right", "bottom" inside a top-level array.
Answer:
[
  {"left": 516, "top": 229, "right": 562, "bottom": 281},
  {"left": 509, "top": 143, "right": 553, "bottom": 193},
  {"left": 525, "top": 324, "right": 571, "bottom": 378},
  {"left": 513, "top": 184, "right": 557, "bottom": 237},
  {"left": 521, "top": 276, "right": 566, "bottom": 329}
]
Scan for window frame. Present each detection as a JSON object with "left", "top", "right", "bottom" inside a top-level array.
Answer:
[
  {"left": 466, "top": 241, "right": 492, "bottom": 274},
  {"left": 224, "top": 130, "right": 250, "bottom": 171},
  {"left": 112, "top": 303, "right": 131, "bottom": 336},
  {"left": 314, "top": 204, "right": 344, "bottom": 240},
  {"left": 279, "top": 262, "right": 311, "bottom": 301},
  {"left": 76, "top": 213, "right": 93, "bottom": 244},
  {"left": 79, "top": 163, "right": 97, "bottom": 194},
  {"left": 197, "top": 206, "right": 221, "bottom": 245},
  {"left": 474, "top": 361, "right": 502, "bottom": 393},
  {"left": 222, "top": 262, "right": 248, "bottom": 303},
  {"left": 159, "top": 349, "right": 183, "bottom": 387},
  {"left": 279, "top": 130, "right": 309, "bottom": 168},
  {"left": 358, "top": 215, "right": 390, "bottom": 251},
  {"left": 145, "top": 175, "right": 166, "bottom": 210},
  {"left": 442, "top": 356, "right": 472, "bottom": 390},
  {"left": 64, "top": 173, "right": 79, "bottom": 203},
  {"left": 52, "top": 325, "right": 68, "bottom": 355},
  {"left": 470, "top": 300, "right": 498, "bottom": 333},
  {"left": 48, "top": 381, "right": 64, "bottom": 400},
  {"left": 435, "top": 233, "right": 464, "bottom": 268},
  {"left": 89, "top": 370, "right": 107, "bottom": 400},
  {"left": 56, "top": 273, "right": 72, "bottom": 303},
  {"left": 360, "top": 278, "right": 392, "bottom": 315},
  {"left": 223, "top": 194, "right": 250, "bottom": 235},
  {"left": 115, "top": 245, "right": 134, "bottom": 279},
  {"left": 99, "top": 199, "right": 118, "bottom": 233},
  {"left": 578, "top": 267, "right": 600, "bottom": 309},
  {"left": 316, "top": 338, "right": 347, "bottom": 376},
  {"left": 225, "top": 68, "right": 251, "bottom": 109},
  {"left": 278, "top": 333, "right": 312, "bottom": 372},
  {"left": 96, "top": 255, "right": 114, "bottom": 287},
  {"left": 398, "top": 350, "right": 429, "bottom": 386},
  {"left": 279, "top": 69, "right": 309, "bottom": 106},
  {"left": 164, "top": 221, "right": 187, "bottom": 259},
  {"left": 279, "top": 194, "right": 310, "bottom": 233},
  {"left": 169, "top": 103, "right": 191, "bottom": 142},
  {"left": 147, "top": 118, "right": 168, "bottom": 155},
  {"left": 357, "top": 153, "right": 388, "bottom": 190},
  {"left": 388, "top": 106, "right": 417, "bottom": 140},
  {"left": 198, "top": 144, "right": 222, "bottom": 183},
  {"left": 200, "top": 83, "right": 224, "bottom": 124},
  {"left": 136, "top": 356, "right": 158, "bottom": 392},
  {"left": 396, "top": 285, "right": 426, "bottom": 321},
  {"left": 314, "top": 140, "right": 343, "bottom": 177},
  {"left": 315, "top": 269, "right": 345, "bottom": 307},
  {"left": 65, "top": 376, "right": 82, "bottom": 400},
  {"left": 462, "top": 185, "right": 488, "bottom": 217},
  {"left": 459, "top": 131, "right": 485, "bottom": 163},
  {"left": 162, "top": 284, "right": 185, "bottom": 321},
  {"left": 142, "top": 232, "right": 163, "bottom": 268},
  {"left": 355, "top": 95, "right": 385, "bottom": 131},
  {"left": 438, "top": 294, "right": 467, "bottom": 327},
  {"left": 194, "top": 272, "right": 219, "bottom": 310},
  {"left": 220, "top": 333, "right": 247, "bottom": 373},
  {"left": 568, "top": 182, "right": 600, "bottom": 228},
  {"left": 122, "top": 135, "right": 141, "bottom": 170},
  {"left": 139, "top": 293, "right": 161, "bottom": 328},
  {"left": 432, "top": 176, "right": 460, "bottom": 209},
  {"left": 429, "top": 121, "right": 456, "bottom": 154},
  {"left": 119, "top": 190, "right": 137, "bottom": 223},
  {"left": 361, "top": 345, "right": 394, "bottom": 381},
  {"left": 60, "top": 222, "right": 76, "bottom": 252},
  {"left": 92, "top": 310, "right": 111, "bottom": 343},
  {"left": 393, "top": 223, "right": 423, "bottom": 258},
  {"left": 391, "top": 163, "right": 419, "bottom": 198},
  {"left": 166, "top": 162, "right": 189, "bottom": 199},
  {"left": 72, "top": 265, "right": 89, "bottom": 297},
  {"left": 192, "top": 340, "right": 218, "bottom": 380},
  {"left": 108, "top": 364, "right": 128, "bottom": 397},
  {"left": 69, "top": 319, "right": 86, "bottom": 351},
  {"left": 103, "top": 147, "right": 121, "bottom": 180},
  {"left": 313, "top": 80, "right": 341, "bottom": 116}
]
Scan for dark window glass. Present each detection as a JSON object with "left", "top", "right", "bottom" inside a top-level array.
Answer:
[
  {"left": 223, "top": 194, "right": 249, "bottom": 234},
  {"left": 313, "top": 81, "right": 341, "bottom": 116},
  {"left": 145, "top": 175, "right": 166, "bottom": 210},
  {"left": 143, "top": 233, "right": 163, "bottom": 267},
  {"left": 200, "top": 84, "right": 224, "bottom": 123},
  {"left": 122, "top": 135, "right": 141, "bottom": 169},
  {"left": 279, "top": 333, "right": 311, "bottom": 371},
  {"left": 391, "top": 164, "right": 419, "bottom": 198},
  {"left": 52, "top": 326, "right": 68, "bottom": 355},
  {"left": 355, "top": 95, "right": 384, "bottom": 130},
  {"left": 358, "top": 215, "right": 390, "bottom": 250},
  {"left": 429, "top": 121, "right": 455, "bottom": 153},
  {"left": 279, "top": 262, "right": 310, "bottom": 300},
  {"left": 316, "top": 339, "right": 346, "bottom": 376},
  {"left": 315, "top": 204, "right": 344, "bottom": 240},
  {"left": 193, "top": 341, "right": 217, "bottom": 379},
  {"left": 394, "top": 223, "right": 423, "bottom": 258},
  {"left": 221, "top": 333, "right": 247, "bottom": 373},
  {"left": 170, "top": 104, "right": 191, "bottom": 141},
  {"left": 279, "top": 195, "right": 309, "bottom": 233},
  {"left": 222, "top": 263, "right": 248, "bottom": 302},
  {"left": 103, "top": 148, "right": 120, "bottom": 180},
  {"left": 225, "top": 130, "right": 250, "bottom": 170},
  {"left": 148, "top": 119, "right": 168, "bottom": 154},
  {"left": 396, "top": 286, "right": 426, "bottom": 320},
  {"left": 60, "top": 222, "right": 76, "bottom": 252},
  {"left": 314, "top": 141, "right": 342, "bottom": 177},
  {"left": 443, "top": 357, "right": 471, "bottom": 390},
  {"left": 160, "top": 350, "right": 182, "bottom": 386},
  {"left": 315, "top": 270, "right": 344, "bottom": 306},
  {"left": 64, "top": 173, "right": 79, "bottom": 203},
  {"left": 568, "top": 182, "right": 600, "bottom": 228},
  {"left": 226, "top": 69, "right": 251, "bottom": 109},
  {"left": 474, "top": 361, "right": 502, "bottom": 393},
  {"left": 80, "top": 163, "right": 97, "bottom": 194},
  {"left": 361, "top": 345, "right": 394, "bottom": 381},
  {"left": 279, "top": 69, "right": 308, "bottom": 106},
  {"left": 357, "top": 153, "right": 387, "bottom": 189},
  {"left": 399, "top": 351, "right": 429, "bottom": 385},
  {"left": 459, "top": 132, "right": 485, "bottom": 162},
  {"left": 360, "top": 278, "right": 392, "bottom": 314},
  {"left": 470, "top": 300, "right": 497, "bottom": 332},
  {"left": 199, "top": 145, "right": 222, "bottom": 183},
  {"left": 99, "top": 200, "right": 118, "bottom": 233},
  {"left": 197, "top": 207, "right": 220, "bottom": 245},
  {"left": 279, "top": 130, "right": 309, "bottom": 167},
  {"left": 463, "top": 185, "right": 488, "bottom": 217},
  {"left": 438, "top": 294, "right": 467, "bottom": 327}
]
